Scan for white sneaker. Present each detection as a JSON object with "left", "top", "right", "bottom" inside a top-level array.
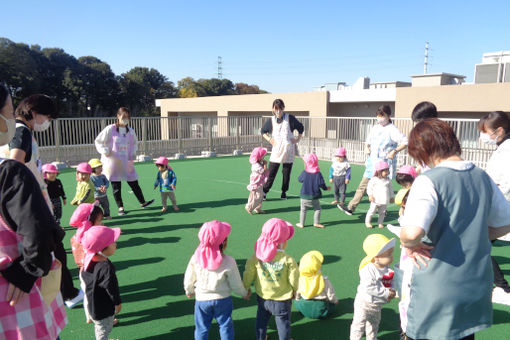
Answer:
[
  {"left": 65, "top": 289, "right": 84, "bottom": 309},
  {"left": 387, "top": 224, "right": 402, "bottom": 238},
  {"left": 492, "top": 287, "right": 510, "bottom": 305}
]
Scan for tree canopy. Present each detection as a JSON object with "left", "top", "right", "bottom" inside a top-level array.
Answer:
[{"left": 0, "top": 37, "right": 268, "bottom": 117}]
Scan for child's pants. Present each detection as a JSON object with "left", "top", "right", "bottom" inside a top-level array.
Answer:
[
  {"left": 246, "top": 186, "right": 264, "bottom": 212},
  {"left": 332, "top": 175, "right": 347, "bottom": 203},
  {"left": 51, "top": 198, "right": 62, "bottom": 224},
  {"left": 256, "top": 295, "right": 292, "bottom": 340},
  {"left": 95, "top": 195, "right": 110, "bottom": 217},
  {"left": 350, "top": 296, "right": 382, "bottom": 340},
  {"left": 300, "top": 198, "right": 321, "bottom": 225},
  {"left": 92, "top": 315, "right": 115, "bottom": 340},
  {"left": 79, "top": 270, "right": 91, "bottom": 322},
  {"left": 365, "top": 202, "right": 387, "bottom": 225},
  {"left": 194, "top": 297, "right": 234, "bottom": 340},
  {"left": 161, "top": 191, "right": 177, "bottom": 209}
]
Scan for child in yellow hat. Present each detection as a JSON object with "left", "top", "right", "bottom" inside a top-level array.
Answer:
[
  {"left": 89, "top": 158, "right": 111, "bottom": 219},
  {"left": 350, "top": 234, "right": 396, "bottom": 340},
  {"left": 294, "top": 250, "right": 338, "bottom": 319}
]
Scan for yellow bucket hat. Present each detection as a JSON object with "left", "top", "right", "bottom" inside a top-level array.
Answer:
[
  {"left": 359, "top": 234, "right": 395, "bottom": 271},
  {"left": 88, "top": 158, "right": 103, "bottom": 169},
  {"left": 395, "top": 188, "right": 410, "bottom": 206},
  {"left": 298, "top": 250, "right": 325, "bottom": 299}
]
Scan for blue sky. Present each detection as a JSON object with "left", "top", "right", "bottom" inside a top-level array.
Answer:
[{"left": 1, "top": 0, "right": 509, "bottom": 93}]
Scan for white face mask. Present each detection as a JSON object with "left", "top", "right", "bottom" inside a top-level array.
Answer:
[
  {"left": 480, "top": 132, "right": 497, "bottom": 146},
  {"left": 33, "top": 119, "right": 51, "bottom": 132},
  {"left": 376, "top": 117, "right": 388, "bottom": 125},
  {"left": 120, "top": 119, "right": 130, "bottom": 126},
  {"left": 0, "top": 114, "right": 16, "bottom": 145}
]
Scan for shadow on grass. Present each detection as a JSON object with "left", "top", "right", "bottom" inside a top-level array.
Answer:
[
  {"left": 69, "top": 256, "right": 167, "bottom": 278},
  {"left": 322, "top": 254, "right": 342, "bottom": 265},
  {"left": 120, "top": 222, "right": 202, "bottom": 235},
  {"left": 116, "top": 235, "right": 180, "bottom": 248},
  {"left": 106, "top": 215, "right": 165, "bottom": 226},
  {"left": 179, "top": 198, "right": 248, "bottom": 210},
  {"left": 493, "top": 307, "right": 510, "bottom": 325},
  {"left": 121, "top": 273, "right": 186, "bottom": 302}
]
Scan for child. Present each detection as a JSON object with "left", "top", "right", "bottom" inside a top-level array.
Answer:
[
  {"left": 184, "top": 220, "right": 249, "bottom": 340},
  {"left": 89, "top": 158, "right": 112, "bottom": 220},
  {"left": 243, "top": 218, "right": 299, "bottom": 340},
  {"left": 394, "top": 165, "right": 417, "bottom": 219},
  {"left": 69, "top": 202, "right": 104, "bottom": 323},
  {"left": 350, "top": 234, "right": 396, "bottom": 340},
  {"left": 294, "top": 250, "right": 338, "bottom": 319},
  {"left": 246, "top": 147, "right": 269, "bottom": 214},
  {"left": 42, "top": 163, "right": 67, "bottom": 224},
  {"left": 297, "top": 153, "right": 331, "bottom": 229},
  {"left": 329, "top": 147, "right": 351, "bottom": 206},
  {"left": 153, "top": 156, "right": 179, "bottom": 213},
  {"left": 81, "top": 226, "right": 122, "bottom": 340},
  {"left": 365, "top": 161, "right": 394, "bottom": 229},
  {"left": 71, "top": 162, "right": 96, "bottom": 205}
]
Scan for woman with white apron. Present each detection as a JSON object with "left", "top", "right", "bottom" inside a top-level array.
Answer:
[
  {"left": 261, "top": 99, "right": 304, "bottom": 199},
  {"left": 95, "top": 107, "right": 154, "bottom": 215}
]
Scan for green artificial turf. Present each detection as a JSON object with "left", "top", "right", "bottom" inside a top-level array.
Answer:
[{"left": 56, "top": 156, "right": 510, "bottom": 339}]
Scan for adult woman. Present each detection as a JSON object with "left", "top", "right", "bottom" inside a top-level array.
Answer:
[
  {"left": 0, "top": 84, "right": 16, "bottom": 145},
  {"left": 0, "top": 85, "right": 67, "bottom": 339},
  {"left": 261, "top": 99, "right": 304, "bottom": 199},
  {"left": 342, "top": 105, "right": 407, "bottom": 215},
  {"left": 95, "top": 107, "right": 153, "bottom": 215},
  {"left": 400, "top": 119, "right": 510, "bottom": 339},
  {"left": 478, "top": 111, "right": 510, "bottom": 305}
]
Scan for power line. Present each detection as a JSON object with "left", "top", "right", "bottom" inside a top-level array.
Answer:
[{"left": 217, "top": 56, "right": 223, "bottom": 79}]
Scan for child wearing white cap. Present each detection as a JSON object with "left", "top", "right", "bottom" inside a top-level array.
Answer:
[
  {"left": 365, "top": 161, "right": 394, "bottom": 228},
  {"left": 329, "top": 147, "right": 351, "bottom": 206},
  {"left": 350, "top": 234, "right": 396, "bottom": 340}
]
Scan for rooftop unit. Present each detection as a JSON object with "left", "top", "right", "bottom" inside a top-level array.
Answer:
[{"left": 475, "top": 51, "right": 510, "bottom": 84}]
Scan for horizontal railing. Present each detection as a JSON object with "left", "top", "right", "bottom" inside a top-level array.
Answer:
[{"left": 34, "top": 116, "right": 494, "bottom": 169}]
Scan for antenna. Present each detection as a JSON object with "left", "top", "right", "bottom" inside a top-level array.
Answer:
[
  {"left": 217, "top": 56, "right": 223, "bottom": 79},
  {"left": 424, "top": 42, "right": 429, "bottom": 74}
]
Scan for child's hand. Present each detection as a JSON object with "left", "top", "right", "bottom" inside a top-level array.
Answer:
[
  {"left": 345, "top": 179, "right": 349, "bottom": 185},
  {"left": 171, "top": 184, "right": 176, "bottom": 190},
  {"left": 387, "top": 289, "right": 396, "bottom": 301},
  {"left": 329, "top": 178, "right": 333, "bottom": 183},
  {"left": 115, "top": 304, "right": 122, "bottom": 314},
  {"left": 326, "top": 186, "right": 331, "bottom": 191},
  {"left": 186, "top": 293, "right": 195, "bottom": 299},
  {"left": 243, "top": 290, "right": 251, "bottom": 300},
  {"left": 369, "top": 195, "right": 375, "bottom": 202},
  {"left": 100, "top": 186, "right": 106, "bottom": 193},
  {"left": 62, "top": 199, "right": 66, "bottom": 205}
]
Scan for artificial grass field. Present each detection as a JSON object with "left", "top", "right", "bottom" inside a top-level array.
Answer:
[{"left": 56, "top": 155, "right": 510, "bottom": 340}]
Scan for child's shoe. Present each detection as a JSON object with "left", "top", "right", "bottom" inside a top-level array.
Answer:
[
  {"left": 254, "top": 209, "right": 265, "bottom": 214},
  {"left": 296, "top": 223, "right": 304, "bottom": 228},
  {"left": 365, "top": 222, "right": 373, "bottom": 229},
  {"left": 280, "top": 192, "right": 287, "bottom": 199},
  {"left": 245, "top": 207, "right": 252, "bottom": 215},
  {"left": 339, "top": 204, "right": 353, "bottom": 215},
  {"left": 161, "top": 207, "right": 167, "bottom": 213},
  {"left": 378, "top": 224, "right": 385, "bottom": 229},
  {"left": 118, "top": 208, "right": 127, "bottom": 216},
  {"left": 314, "top": 223, "right": 325, "bottom": 229},
  {"left": 173, "top": 206, "right": 180, "bottom": 212},
  {"left": 65, "top": 289, "right": 84, "bottom": 309}
]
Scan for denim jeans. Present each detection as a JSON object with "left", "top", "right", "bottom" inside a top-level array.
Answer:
[
  {"left": 195, "top": 297, "right": 234, "bottom": 340},
  {"left": 256, "top": 295, "right": 292, "bottom": 340}
]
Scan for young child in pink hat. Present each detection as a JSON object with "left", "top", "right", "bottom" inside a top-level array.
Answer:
[
  {"left": 42, "top": 163, "right": 67, "bottom": 224},
  {"left": 243, "top": 218, "right": 299, "bottom": 340},
  {"left": 69, "top": 202, "right": 104, "bottom": 322},
  {"left": 365, "top": 161, "right": 395, "bottom": 228},
  {"left": 81, "top": 226, "right": 122, "bottom": 340},
  {"left": 153, "top": 156, "right": 179, "bottom": 212},
  {"left": 184, "top": 220, "right": 249, "bottom": 340},
  {"left": 329, "top": 147, "right": 351, "bottom": 206},
  {"left": 71, "top": 162, "right": 95, "bottom": 205},
  {"left": 246, "top": 147, "right": 269, "bottom": 214},
  {"left": 296, "top": 154, "right": 331, "bottom": 229}
]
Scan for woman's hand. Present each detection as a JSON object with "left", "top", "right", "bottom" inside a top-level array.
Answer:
[
  {"left": 369, "top": 195, "right": 375, "bottom": 202},
  {"left": 387, "top": 150, "right": 396, "bottom": 160},
  {"left": 6, "top": 283, "right": 27, "bottom": 306},
  {"left": 404, "top": 243, "right": 434, "bottom": 269}
]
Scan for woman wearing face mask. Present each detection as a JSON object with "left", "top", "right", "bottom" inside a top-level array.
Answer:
[
  {"left": 0, "top": 84, "right": 16, "bottom": 146},
  {"left": 341, "top": 105, "right": 407, "bottom": 216},
  {"left": 95, "top": 107, "right": 154, "bottom": 215},
  {"left": 478, "top": 111, "right": 510, "bottom": 305},
  {"left": 261, "top": 99, "right": 304, "bottom": 200}
]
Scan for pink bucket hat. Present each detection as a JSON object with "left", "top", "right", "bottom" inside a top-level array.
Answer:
[
  {"left": 194, "top": 220, "right": 231, "bottom": 270},
  {"left": 334, "top": 147, "right": 346, "bottom": 157},
  {"left": 69, "top": 202, "right": 99, "bottom": 242},
  {"left": 155, "top": 156, "right": 169, "bottom": 168},
  {"left": 255, "top": 218, "right": 295, "bottom": 262},
  {"left": 82, "top": 226, "right": 121, "bottom": 271},
  {"left": 304, "top": 153, "right": 320, "bottom": 174},
  {"left": 397, "top": 165, "right": 417, "bottom": 179},
  {"left": 42, "top": 163, "right": 59, "bottom": 179},
  {"left": 249, "top": 147, "right": 267, "bottom": 164},
  {"left": 375, "top": 160, "right": 390, "bottom": 172},
  {"left": 76, "top": 162, "right": 92, "bottom": 174}
]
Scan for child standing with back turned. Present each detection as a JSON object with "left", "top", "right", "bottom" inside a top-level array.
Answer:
[
  {"left": 243, "top": 218, "right": 299, "bottom": 340},
  {"left": 246, "top": 146, "right": 269, "bottom": 214},
  {"left": 184, "top": 220, "right": 249, "bottom": 340},
  {"left": 350, "top": 234, "right": 396, "bottom": 340},
  {"left": 154, "top": 156, "right": 179, "bottom": 212},
  {"left": 365, "top": 161, "right": 394, "bottom": 229},
  {"left": 329, "top": 147, "right": 351, "bottom": 206}
]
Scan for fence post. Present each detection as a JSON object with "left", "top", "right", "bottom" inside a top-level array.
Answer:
[
  {"left": 177, "top": 117, "right": 182, "bottom": 154},
  {"left": 236, "top": 117, "right": 240, "bottom": 150},
  {"left": 208, "top": 117, "right": 213, "bottom": 152},
  {"left": 54, "top": 120, "right": 61, "bottom": 163},
  {"left": 142, "top": 118, "right": 147, "bottom": 156}
]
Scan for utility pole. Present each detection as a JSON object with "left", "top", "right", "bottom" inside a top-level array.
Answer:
[
  {"left": 424, "top": 42, "right": 429, "bottom": 74},
  {"left": 217, "top": 56, "right": 223, "bottom": 79}
]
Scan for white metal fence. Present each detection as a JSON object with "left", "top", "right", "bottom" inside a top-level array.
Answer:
[{"left": 34, "top": 116, "right": 494, "bottom": 169}]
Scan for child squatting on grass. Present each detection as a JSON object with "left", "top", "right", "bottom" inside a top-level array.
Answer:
[{"left": 184, "top": 220, "right": 249, "bottom": 340}]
